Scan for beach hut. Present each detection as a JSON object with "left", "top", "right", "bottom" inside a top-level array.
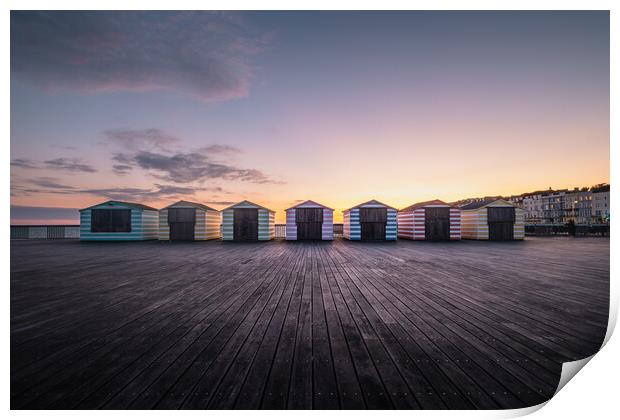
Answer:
[
  {"left": 343, "top": 199, "right": 397, "bottom": 241},
  {"left": 79, "top": 200, "right": 158, "bottom": 241},
  {"left": 285, "top": 200, "right": 334, "bottom": 240},
  {"left": 460, "top": 199, "right": 524, "bottom": 240},
  {"left": 221, "top": 200, "right": 275, "bottom": 241},
  {"left": 158, "top": 201, "right": 220, "bottom": 241},
  {"left": 398, "top": 199, "right": 461, "bottom": 241}
]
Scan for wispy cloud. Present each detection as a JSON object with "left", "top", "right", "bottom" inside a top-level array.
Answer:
[
  {"left": 28, "top": 177, "right": 76, "bottom": 189},
  {"left": 205, "top": 200, "right": 236, "bottom": 206},
  {"left": 80, "top": 184, "right": 208, "bottom": 201},
  {"left": 112, "top": 164, "right": 133, "bottom": 175},
  {"left": 198, "top": 144, "right": 241, "bottom": 154},
  {"left": 122, "top": 150, "right": 283, "bottom": 184},
  {"left": 103, "top": 128, "right": 180, "bottom": 152},
  {"left": 10, "top": 158, "right": 38, "bottom": 169},
  {"left": 11, "top": 11, "right": 269, "bottom": 101},
  {"left": 50, "top": 144, "right": 77, "bottom": 151},
  {"left": 11, "top": 177, "right": 219, "bottom": 202},
  {"left": 11, "top": 157, "right": 97, "bottom": 173},
  {"left": 44, "top": 158, "right": 97, "bottom": 173}
]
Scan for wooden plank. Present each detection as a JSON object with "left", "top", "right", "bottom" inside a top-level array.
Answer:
[{"left": 10, "top": 238, "right": 609, "bottom": 410}]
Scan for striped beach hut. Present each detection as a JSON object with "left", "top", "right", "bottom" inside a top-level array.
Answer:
[
  {"left": 343, "top": 199, "right": 397, "bottom": 241},
  {"left": 158, "top": 201, "right": 220, "bottom": 241},
  {"left": 285, "top": 200, "right": 334, "bottom": 240},
  {"left": 79, "top": 200, "right": 158, "bottom": 241},
  {"left": 460, "top": 199, "right": 524, "bottom": 240},
  {"left": 398, "top": 200, "right": 461, "bottom": 241},
  {"left": 222, "top": 200, "right": 275, "bottom": 241}
]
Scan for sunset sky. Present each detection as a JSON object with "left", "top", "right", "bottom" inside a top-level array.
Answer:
[{"left": 10, "top": 11, "right": 610, "bottom": 224}]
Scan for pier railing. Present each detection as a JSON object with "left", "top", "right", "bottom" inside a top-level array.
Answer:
[
  {"left": 12, "top": 223, "right": 606, "bottom": 239},
  {"left": 11, "top": 225, "right": 81, "bottom": 239},
  {"left": 11, "top": 224, "right": 346, "bottom": 239},
  {"left": 524, "top": 224, "right": 609, "bottom": 236}
]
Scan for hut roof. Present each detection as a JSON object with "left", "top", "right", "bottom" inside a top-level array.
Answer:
[
  {"left": 163, "top": 200, "right": 217, "bottom": 212},
  {"left": 222, "top": 200, "right": 275, "bottom": 213},
  {"left": 286, "top": 199, "right": 333, "bottom": 211},
  {"left": 80, "top": 200, "right": 158, "bottom": 212},
  {"left": 344, "top": 199, "right": 396, "bottom": 212},
  {"left": 399, "top": 199, "right": 452, "bottom": 212},
  {"left": 459, "top": 198, "right": 516, "bottom": 210}
]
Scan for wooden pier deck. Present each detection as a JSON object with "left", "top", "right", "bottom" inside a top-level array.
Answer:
[{"left": 11, "top": 237, "right": 609, "bottom": 409}]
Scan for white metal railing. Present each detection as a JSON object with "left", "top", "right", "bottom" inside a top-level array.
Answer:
[{"left": 11, "top": 225, "right": 80, "bottom": 239}]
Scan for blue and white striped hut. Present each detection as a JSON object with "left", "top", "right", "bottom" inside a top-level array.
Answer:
[
  {"left": 79, "top": 200, "right": 158, "bottom": 241},
  {"left": 343, "top": 199, "right": 397, "bottom": 241},
  {"left": 221, "top": 200, "right": 275, "bottom": 241},
  {"left": 158, "top": 201, "right": 220, "bottom": 241}
]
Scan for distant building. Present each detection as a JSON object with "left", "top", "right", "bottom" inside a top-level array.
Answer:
[
  {"left": 458, "top": 184, "right": 609, "bottom": 226},
  {"left": 522, "top": 194, "right": 544, "bottom": 224},
  {"left": 591, "top": 184, "right": 610, "bottom": 223},
  {"left": 562, "top": 189, "right": 592, "bottom": 224}
]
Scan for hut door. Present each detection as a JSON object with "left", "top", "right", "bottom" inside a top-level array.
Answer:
[
  {"left": 296, "top": 208, "right": 323, "bottom": 240},
  {"left": 425, "top": 207, "right": 450, "bottom": 241},
  {"left": 234, "top": 208, "right": 259, "bottom": 241},
  {"left": 360, "top": 208, "right": 387, "bottom": 241},
  {"left": 487, "top": 207, "right": 515, "bottom": 241},
  {"left": 168, "top": 208, "right": 196, "bottom": 241}
]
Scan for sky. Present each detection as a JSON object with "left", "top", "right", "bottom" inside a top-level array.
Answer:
[{"left": 10, "top": 11, "right": 610, "bottom": 224}]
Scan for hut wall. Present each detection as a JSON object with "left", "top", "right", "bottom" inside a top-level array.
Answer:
[
  {"left": 412, "top": 209, "right": 426, "bottom": 239},
  {"left": 322, "top": 209, "right": 334, "bottom": 240},
  {"left": 158, "top": 209, "right": 170, "bottom": 240},
  {"left": 80, "top": 203, "right": 157, "bottom": 241},
  {"left": 514, "top": 208, "right": 525, "bottom": 240},
  {"left": 285, "top": 208, "right": 297, "bottom": 240},
  {"left": 385, "top": 209, "right": 397, "bottom": 240},
  {"left": 449, "top": 208, "right": 462, "bottom": 240},
  {"left": 397, "top": 210, "right": 414, "bottom": 239},
  {"left": 461, "top": 209, "right": 488, "bottom": 239},
  {"left": 258, "top": 209, "right": 275, "bottom": 241},
  {"left": 205, "top": 210, "right": 221, "bottom": 240},
  {"left": 343, "top": 209, "right": 361, "bottom": 240},
  {"left": 141, "top": 211, "right": 159, "bottom": 240},
  {"left": 221, "top": 209, "right": 234, "bottom": 241}
]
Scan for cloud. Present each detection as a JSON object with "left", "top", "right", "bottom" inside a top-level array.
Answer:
[
  {"left": 12, "top": 157, "right": 97, "bottom": 173},
  {"left": 43, "top": 158, "right": 97, "bottom": 173},
  {"left": 112, "top": 164, "right": 133, "bottom": 175},
  {"left": 104, "top": 128, "right": 180, "bottom": 152},
  {"left": 80, "top": 184, "right": 207, "bottom": 201},
  {"left": 29, "top": 177, "right": 76, "bottom": 189},
  {"left": 11, "top": 158, "right": 38, "bottom": 169},
  {"left": 124, "top": 150, "right": 283, "bottom": 184},
  {"left": 11, "top": 11, "right": 269, "bottom": 101},
  {"left": 198, "top": 144, "right": 241, "bottom": 154},
  {"left": 205, "top": 200, "right": 236, "bottom": 206},
  {"left": 50, "top": 144, "right": 77, "bottom": 150}
]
